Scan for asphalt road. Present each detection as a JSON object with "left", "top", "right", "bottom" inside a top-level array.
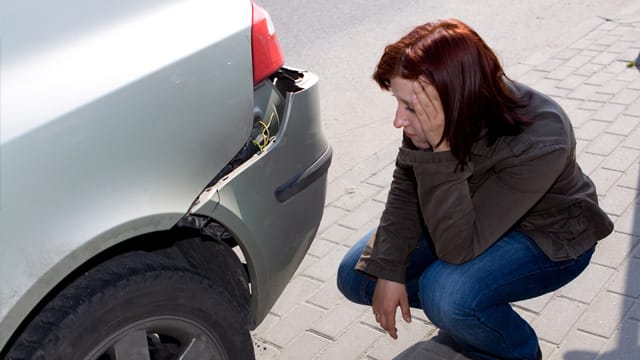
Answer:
[{"left": 260, "top": 0, "right": 638, "bottom": 180}]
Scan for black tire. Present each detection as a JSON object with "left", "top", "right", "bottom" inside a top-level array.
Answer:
[{"left": 4, "top": 250, "right": 255, "bottom": 360}]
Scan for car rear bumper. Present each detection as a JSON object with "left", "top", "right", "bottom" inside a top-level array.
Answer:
[{"left": 186, "top": 67, "right": 331, "bottom": 327}]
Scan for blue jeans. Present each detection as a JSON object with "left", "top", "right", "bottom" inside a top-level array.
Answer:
[{"left": 337, "top": 229, "right": 594, "bottom": 360}]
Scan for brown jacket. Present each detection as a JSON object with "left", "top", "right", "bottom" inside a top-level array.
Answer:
[{"left": 356, "top": 81, "right": 614, "bottom": 283}]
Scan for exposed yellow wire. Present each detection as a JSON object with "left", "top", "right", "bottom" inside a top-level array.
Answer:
[{"left": 252, "top": 112, "right": 275, "bottom": 153}]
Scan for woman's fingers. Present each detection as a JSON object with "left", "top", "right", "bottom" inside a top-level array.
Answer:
[
  {"left": 373, "top": 301, "right": 398, "bottom": 339},
  {"left": 412, "top": 82, "right": 431, "bottom": 119},
  {"left": 412, "top": 78, "right": 446, "bottom": 148},
  {"left": 372, "top": 279, "right": 409, "bottom": 339},
  {"left": 381, "top": 309, "right": 398, "bottom": 339},
  {"left": 421, "top": 78, "right": 443, "bottom": 113},
  {"left": 414, "top": 77, "right": 443, "bottom": 120}
]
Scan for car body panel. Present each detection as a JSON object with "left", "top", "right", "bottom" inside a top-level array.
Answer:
[
  {"left": 1, "top": 0, "right": 258, "bottom": 349},
  {"left": 189, "top": 72, "right": 331, "bottom": 325},
  {"left": 1, "top": 0, "right": 330, "bottom": 353}
]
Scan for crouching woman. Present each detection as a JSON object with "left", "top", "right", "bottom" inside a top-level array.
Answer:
[{"left": 337, "top": 18, "right": 613, "bottom": 360}]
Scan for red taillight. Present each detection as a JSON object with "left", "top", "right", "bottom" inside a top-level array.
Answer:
[{"left": 251, "top": 1, "right": 284, "bottom": 85}]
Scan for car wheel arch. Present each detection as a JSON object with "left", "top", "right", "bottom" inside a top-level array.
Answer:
[
  {"left": 2, "top": 249, "right": 255, "bottom": 360},
  {"left": 0, "top": 215, "right": 252, "bottom": 356}
]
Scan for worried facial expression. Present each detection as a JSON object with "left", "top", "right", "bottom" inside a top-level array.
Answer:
[{"left": 389, "top": 77, "right": 443, "bottom": 150}]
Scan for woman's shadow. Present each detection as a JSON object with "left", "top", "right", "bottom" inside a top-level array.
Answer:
[
  {"left": 393, "top": 328, "right": 639, "bottom": 360},
  {"left": 564, "top": 313, "right": 638, "bottom": 359},
  {"left": 392, "top": 331, "right": 472, "bottom": 360}
]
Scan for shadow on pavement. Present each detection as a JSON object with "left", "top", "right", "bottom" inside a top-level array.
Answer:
[
  {"left": 564, "top": 53, "right": 640, "bottom": 360},
  {"left": 393, "top": 331, "right": 471, "bottom": 360}
]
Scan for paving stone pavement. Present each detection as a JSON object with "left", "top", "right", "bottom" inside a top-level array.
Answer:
[{"left": 251, "top": 15, "right": 640, "bottom": 360}]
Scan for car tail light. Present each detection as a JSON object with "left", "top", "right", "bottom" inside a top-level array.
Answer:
[{"left": 251, "top": 1, "right": 284, "bottom": 85}]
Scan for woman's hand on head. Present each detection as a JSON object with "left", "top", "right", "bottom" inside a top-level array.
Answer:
[
  {"left": 412, "top": 77, "right": 450, "bottom": 152},
  {"left": 372, "top": 279, "right": 411, "bottom": 339}
]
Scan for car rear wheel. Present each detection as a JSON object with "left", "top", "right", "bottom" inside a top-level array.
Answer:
[{"left": 4, "top": 250, "right": 255, "bottom": 360}]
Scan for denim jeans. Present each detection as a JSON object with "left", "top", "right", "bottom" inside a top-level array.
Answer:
[{"left": 337, "top": 229, "right": 594, "bottom": 360}]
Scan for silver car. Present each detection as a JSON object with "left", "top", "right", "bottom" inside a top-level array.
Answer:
[{"left": 0, "top": 0, "right": 331, "bottom": 359}]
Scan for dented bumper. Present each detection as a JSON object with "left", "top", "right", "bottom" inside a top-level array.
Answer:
[{"left": 181, "top": 67, "right": 331, "bottom": 326}]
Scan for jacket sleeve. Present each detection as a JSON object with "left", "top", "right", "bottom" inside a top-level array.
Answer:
[
  {"left": 406, "top": 142, "right": 570, "bottom": 264},
  {"left": 355, "top": 142, "right": 423, "bottom": 283}
]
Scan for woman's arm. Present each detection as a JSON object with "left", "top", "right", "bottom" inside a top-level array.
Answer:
[
  {"left": 355, "top": 140, "right": 423, "bottom": 283},
  {"left": 407, "top": 145, "right": 569, "bottom": 264}
]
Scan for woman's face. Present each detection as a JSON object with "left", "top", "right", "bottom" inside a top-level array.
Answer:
[{"left": 389, "top": 76, "right": 441, "bottom": 150}]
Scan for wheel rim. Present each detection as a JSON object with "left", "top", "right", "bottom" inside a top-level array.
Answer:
[{"left": 84, "top": 316, "right": 226, "bottom": 360}]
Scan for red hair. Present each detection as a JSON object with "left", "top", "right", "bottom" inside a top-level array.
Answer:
[{"left": 373, "top": 19, "right": 529, "bottom": 168}]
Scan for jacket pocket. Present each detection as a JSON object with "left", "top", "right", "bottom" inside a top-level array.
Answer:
[
  {"left": 520, "top": 198, "right": 613, "bottom": 260},
  {"left": 520, "top": 201, "right": 587, "bottom": 242}
]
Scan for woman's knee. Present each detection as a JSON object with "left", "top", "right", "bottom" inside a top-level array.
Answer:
[
  {"left": 336, "top": 253, "right": 357, "bottom": 297},
  {"left": 418, "top": 265, "right": 476, "bottom": 329},
  {"left": 336, "top": 257, "right": 375, "bottom": 305},
  {"left": 336, "top": 232, "right": 376, "bottom": 305}
]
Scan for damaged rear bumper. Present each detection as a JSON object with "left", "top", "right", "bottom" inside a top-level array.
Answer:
[{"left": 178, "top": 67, "right": 331, "bottom": 327}]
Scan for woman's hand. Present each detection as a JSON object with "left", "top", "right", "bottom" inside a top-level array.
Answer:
[
  {"left": 372, "top": 279, "right": 412, "bottom": 339},
  {"left": 412, "top": 77, "right": 450, "bottom": 152}
]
